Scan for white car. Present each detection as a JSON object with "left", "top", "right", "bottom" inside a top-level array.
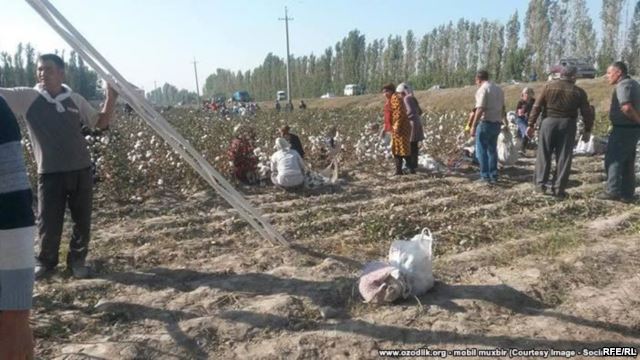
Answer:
[{"left": 320, "top": 92, "right": 335, "bottom": 99}]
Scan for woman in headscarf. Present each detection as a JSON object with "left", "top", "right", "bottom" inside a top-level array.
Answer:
[
  {"left": 515, "top": 87, "right": 535, "bottom": 154},
  {"left": 382, "top": 83, "right": 411, "bottom": 175},
  {"left": 270, "top": 137, "right": 306, "bottom": 189},
  {"left": 397, "top": 83, "right": 424, "bottom": 173},
  {"left": 227, "top": 124, "right": 258, "bottom": 184}
]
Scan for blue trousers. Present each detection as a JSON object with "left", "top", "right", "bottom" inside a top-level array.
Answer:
[{"left": 475, "top": 122, "right": 501, "bottom": 181}]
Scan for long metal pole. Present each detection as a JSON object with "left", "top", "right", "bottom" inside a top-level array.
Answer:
[
  {"left": 192, "top": 57, "right": 201, "bottom": 101},
  {"left": 279, "top": 7, "right": 293, "bottom": 106}
]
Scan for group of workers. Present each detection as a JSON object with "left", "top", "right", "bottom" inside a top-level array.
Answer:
[{"left": 1, "top": 50, "right": 639, "bottom": 358}]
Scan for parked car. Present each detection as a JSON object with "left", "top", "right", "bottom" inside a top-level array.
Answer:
[
  {"left": 320, "top": 92, "right": 336, "bottom": 99},
  {"left": 276, "top": 90, "right": 286, "bottom": 101},
  {"left": 547, "top": 58, "right": 596, "bottom": 80},
  {"left": 344, "top": 84, "right": 363, "bottom": 96}
]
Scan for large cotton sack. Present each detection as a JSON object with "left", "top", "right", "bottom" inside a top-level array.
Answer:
[
  {"left": 497, "top": 129, "right": 519, "bottom": 166},
  {"left": 388, "top": 228, "right": 435, "bottom": 296}
]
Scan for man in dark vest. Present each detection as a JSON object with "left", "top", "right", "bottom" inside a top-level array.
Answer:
[{"left": 0, "top": 53, "right": 118, "bottom": 279}]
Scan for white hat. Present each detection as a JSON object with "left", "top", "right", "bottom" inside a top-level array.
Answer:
[
  {"left": 396, "top": 82, "right": 413, "bottom": 95},
  {"left": 274, "top": 137, "right": 290, "bottom": 151}
]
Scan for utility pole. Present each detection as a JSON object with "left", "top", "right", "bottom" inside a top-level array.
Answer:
[
  {"left": 279, "top": 7, "right": 293, "bottom": 107},
  {"left": 192, "top": 57, "right": 201, "bottom": 102}
]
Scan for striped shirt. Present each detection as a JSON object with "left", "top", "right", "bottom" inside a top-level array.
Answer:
[{"left": 0, "top": 96, "right": 35, "bottom": 310}]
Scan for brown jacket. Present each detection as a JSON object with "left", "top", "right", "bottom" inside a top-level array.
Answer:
[{"left": 529, "top": 79, "right": 594, "bottom": 132}]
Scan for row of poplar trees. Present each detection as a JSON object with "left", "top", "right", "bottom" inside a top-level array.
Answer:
[
  {"left": 0, "top": 44, "right": 198, "bottom": 106},
  {"left": 0, "top": 44, "right": 99, "bottom": 100},
  {"left": 204, "top": 0, "right": 640, "bottom": 101}
]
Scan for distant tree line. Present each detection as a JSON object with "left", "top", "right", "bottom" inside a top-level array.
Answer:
[
  {"left": 0, "top": 43, "right": 198, "bottom": 106},
  {"left": 204, "top": 0, "right": 640, "bottom": 101},
  {"left": 0, "top": 43, "right": 100, "bottom": 99},
  {"left": 146, "top": 83, "right": 199, "bottom": 106}
]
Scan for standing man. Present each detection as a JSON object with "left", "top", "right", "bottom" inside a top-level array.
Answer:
[
  {"left": 527, "top": 66, "right": 593, "bottom": 198},
  {"left": 598, "top": 61, "right": 640, "bottom": 202},
  {"left": 469, "top": 70, "right": 505, "bottom": 184},
  {"left": 0, "top": 53, "right": 118, "bottom": 279},
  {"left": 279, "top": 125, "right": 305, "bottom": 158},
  {"left": 0, "top": 97, "right": 35, "bottom": 360}
]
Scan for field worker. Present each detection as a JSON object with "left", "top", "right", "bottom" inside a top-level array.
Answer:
[
  {"left": 381, "top": 83, "right": 411, "bottom": 176},
  {"left": 598, "top": 61, "right": 640, "bottom": 203},
  {"left": 468, "top": 70, "right": 505, "bottom": 184},
  {"left": 396, "top": 83, "right": 424, "bottom": 174},
  {"left": 279, "top": 125, "right": 305, "bottom": 158},
  {"left": 227, "top": 124, "right": 258, "bottom": 184},
  {"left": 0, "top": 53, "right": 118, "bottom": 279},
  {"left": 270, "top": 137, "right": 306, "bottom": 189},
  {"left": 515, "top": 87, "right": 536, "bottom": 154},
  {"left": 0, "top": 97, "right": 35, "bottom": 359},
  {"left": 527, "top": 65, "right": 593, "bottom": 198}
]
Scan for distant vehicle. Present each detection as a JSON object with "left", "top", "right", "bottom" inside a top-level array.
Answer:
[
  {"left": 344, "top": 84, "right": 363, "bottom": 96},
  {"left": 276, "top": 90, "right": 286, "bottom": 101},
  {"left": 320, "top": 92, "right": 336, "bottom": 99},
  {"left": 548, "top": 58, "right": 596, "bottom": 80},
  {"left": 232, "top": 91, "right": 251, "bottom": 102},
  {"left": 428, "top": 84, "right": 445, "bottom": 91}
]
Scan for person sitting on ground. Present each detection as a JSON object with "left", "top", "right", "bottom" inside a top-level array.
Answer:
[
  {"left": 0, "top": 97, "right": 36, "bottom": 360},
  {"left": 270, "top": 137, "right": 306, "bottom": 189},
  {"left": 299, "top": 100, "right": 307, "bottom": 110},
  {"left": 227, "top": 124, "right": 258, "bottom": 184},
  {"left": 279, "top": 125, "right": 305, "bottom": 158},
  {"left": 515, "top": 87, "right": 535, "bottom": 154}
]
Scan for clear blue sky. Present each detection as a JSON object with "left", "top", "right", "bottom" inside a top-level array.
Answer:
[{"left": 0, "top": 0, "right": 624, "bottom": 93}]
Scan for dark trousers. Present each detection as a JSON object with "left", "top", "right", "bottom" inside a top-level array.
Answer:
[
  {"left": 394, "top": 155, "right": 409, "bottom": 175},
  {"left": 534, "top": 117, "right": 576, "bottom": 193},
  {"left": 605, "top": 127, "right": 640, "bottom": 198},
  {"left": 37, "top": 168, "right": 93, "bottom": 268},
  {"left": 408, "top": 141, "right": 419, "bottom": 171}
]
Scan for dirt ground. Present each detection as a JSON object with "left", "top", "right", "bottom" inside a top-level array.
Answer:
[{"left": 33, "top": 153, "right": 640, "bottom": 359}]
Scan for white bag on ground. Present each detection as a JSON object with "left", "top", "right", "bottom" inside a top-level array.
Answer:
[
  {"left": 358, "top": 261, "right": 410, "bottom": 303},
  {"left": 418, "top": 154, "right": 445, "bottom": 172},
  {"left": 497, "top": 129, "right": 519, "bottom": 166},
  {"left": 388, "top": 228, "right": 435, "bottom": 296}
]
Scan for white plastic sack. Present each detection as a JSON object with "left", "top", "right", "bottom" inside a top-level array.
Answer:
[
  {"left": 418, "top": 154, "right": 445, "bottom": 172},
  {"left": 358, "top": 261, "right": 410, "bottom": 303},
  {"left": 573, "top": 135, "right": 607, "bottom": 156},
  {"left": 497, "top": 129, "right": 519, "bottom": 166},
  {"left": 388, "top": 228, "right": 435, "bottom": 296}
]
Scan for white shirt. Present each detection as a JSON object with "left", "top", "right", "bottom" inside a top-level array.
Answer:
[{"left": 270, "top": 149, "right": 305, "bottom": 187}]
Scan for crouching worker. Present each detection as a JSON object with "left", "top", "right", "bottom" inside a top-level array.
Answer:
[{"left": 270, "top": 138, "right": 306, "bottom": 189}]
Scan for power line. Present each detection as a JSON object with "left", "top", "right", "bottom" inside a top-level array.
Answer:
[{"left": 278, "top": 6, "right": 293, "bottom": 105}]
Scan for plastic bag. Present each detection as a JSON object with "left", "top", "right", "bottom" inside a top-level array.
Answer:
[
  {"left": 574, "top": 135, "right": 607, "bottom": 156},
  {"left": 388, "top": 228, "right": 435, "bottom": 296},
  {"left": 358, "top": 261, "right": 410, "bottom": 303},
  {"left": 497, "top": 129, "right": 519, "bottom": 166},
  {"left": 418, "top": 154, "right": 446, "bottom": 172}
]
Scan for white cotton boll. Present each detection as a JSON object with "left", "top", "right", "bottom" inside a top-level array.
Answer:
[
  {"left": 157, "top": 179, "right": 164, "bottom": 186},
  {"left": 145, "top": 150, "right": 152, "bottom": 158},
  {"left": 214, "top": 156, "right": 221, "bottom": 162},
  {"left": 137, "top": 131, "right": 144, "bottom": 137}
]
